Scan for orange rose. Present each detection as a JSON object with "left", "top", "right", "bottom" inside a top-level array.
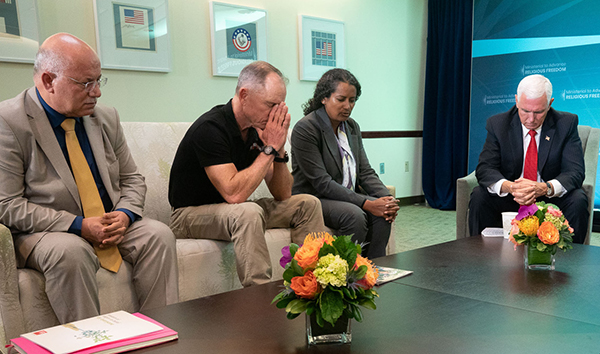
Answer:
[
  {"left": 290, "top": 271, "right": 319, "bottom": 299},
  {"left": 354, "top": 255, "right": 379, "bottom": 289},
  {"left": 294, "top": 240, "right": 322, "bottom": 269},
  {"left": 537, "top": 221, "right": 560, "bottom": 245}
]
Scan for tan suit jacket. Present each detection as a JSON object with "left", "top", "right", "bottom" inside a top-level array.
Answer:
[{"left": 0, "top": 87, "right": 146, "bottom": 267}]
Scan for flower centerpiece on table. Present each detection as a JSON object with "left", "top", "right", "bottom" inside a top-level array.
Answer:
[
  {"left": 509, "top": 201, "right": 574, "bottom": 254},
  {"left": 271, "top": 232, "right": 379, "bottom": 329}
]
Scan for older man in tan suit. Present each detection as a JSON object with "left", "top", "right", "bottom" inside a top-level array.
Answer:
[{"left": 0, "top": 33, "right": 178, "bottom": 323}]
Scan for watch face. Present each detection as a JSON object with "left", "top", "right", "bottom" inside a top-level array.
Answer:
[{"left": 263, "top": 146, "right": 274, "bottom": 155}]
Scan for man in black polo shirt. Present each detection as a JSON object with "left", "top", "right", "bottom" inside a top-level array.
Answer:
[{"left": 168, "top": 61, "right": 325, "bottom": 286}]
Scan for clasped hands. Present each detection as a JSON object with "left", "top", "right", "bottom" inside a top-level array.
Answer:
[
  {"left": 256, "top": 102, "right": 291, "bottom": 154},
  {"left": 506, "top": 178, "right": 548, "bottom": 206},
  {"left": 363, "top": 196, "right": 400, "bottom": 223},
  {"left": 81, "top": 211, "right": 130, "bottom": 248}
]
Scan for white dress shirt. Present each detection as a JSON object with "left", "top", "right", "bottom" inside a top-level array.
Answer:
[{"left": 488, "top": 123, "right": 566, "bottom": 197}]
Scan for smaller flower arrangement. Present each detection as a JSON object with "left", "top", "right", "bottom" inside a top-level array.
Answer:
[
  {"left": 509, "top": 201, "right": 574, "bottom": 253},
  {"left": 272, "top": 232, "right": 379, "bottom": 328}
]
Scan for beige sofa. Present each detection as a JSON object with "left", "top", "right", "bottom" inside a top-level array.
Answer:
[{"left": 0, "top": 121, "right": 395, "bottom": 349}]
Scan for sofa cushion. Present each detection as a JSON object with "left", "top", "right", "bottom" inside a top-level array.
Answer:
[
  {"left": 17, "top": 261, "right": 138, "bottom": 333},
  {"left": 121, "top": 122, "right": 190, "bottom": 225},
  {"left": 17, "top": 269, "right": 57, "bottom": 333},
  {"left": 176, "top": 239, "right": 241, "bottom": 302}
]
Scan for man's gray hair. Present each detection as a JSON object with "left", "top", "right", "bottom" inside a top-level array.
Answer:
[
  {"left": 33, "top": 47, "right": 67, "bottom": 77},
  {"left": 517, "top": 74, "right": 552, "bottom": 105},
  {"left": 235, "top": 61, "right": 288, "bottom": 94}
]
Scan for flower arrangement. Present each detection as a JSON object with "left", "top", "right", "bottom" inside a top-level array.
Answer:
[
  {"left": 509, "top": 201, "right": 574, "bottom": 253},
  {"left": 272, "top": 232, "right": 379, "bottom": 328}
]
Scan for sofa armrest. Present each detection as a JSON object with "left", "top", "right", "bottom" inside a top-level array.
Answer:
[
  {"left": 386, "top": 185, "right": 396, "bottom": 198},
  {"left": 456, "top": 172, "right": 478, "bottom": 239},
  {"left": 0, "top": 223, "right": 25, "bottom": 350}
]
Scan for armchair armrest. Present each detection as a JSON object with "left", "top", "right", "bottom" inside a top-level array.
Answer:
[
  {"left": 582, "top": 128, "right": 599, "bottom": 191},
  {"left": 456, "top": 172, "right": 479, "bottom": 239},
  {"left": 581, "top": 127, "right": 600, "bottom": 244},
  {"left": 0, "top": 223, "right": 25, "bottom": 349}
]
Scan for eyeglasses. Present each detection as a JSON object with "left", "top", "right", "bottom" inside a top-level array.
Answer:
[{"left": 66, "top": 76, "right": 108, "bottom": 92}]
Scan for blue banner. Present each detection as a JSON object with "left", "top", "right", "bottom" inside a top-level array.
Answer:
[{"left": 470, "top": 0, "right": 600, "bottom": 206}]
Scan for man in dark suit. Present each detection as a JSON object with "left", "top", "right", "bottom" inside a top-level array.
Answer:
[
  {"left": 469, "top": 74, "right": 588, "bottom": 243},
  {"left": 0, "top": 33, "right": 178, "bottom": 323}
]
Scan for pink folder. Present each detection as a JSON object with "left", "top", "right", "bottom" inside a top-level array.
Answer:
[{"left": 9, "top": 313, "right": 177, "bottom": 354}]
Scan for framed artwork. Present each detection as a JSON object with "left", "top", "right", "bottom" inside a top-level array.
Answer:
[
  {"left": 93, "top": 0, "right": 171, "bottom": 72},
  {"left": 209, "top": 2, "right": 267, "bottom": 77},
  {"left": 0, "top": 0, "right": 40, "bottom": 63},
  {"left": 298, "top": 15, "right": 345, "bottom": 81}
]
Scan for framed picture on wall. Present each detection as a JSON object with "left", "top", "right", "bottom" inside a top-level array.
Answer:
[
  {"left": 210, "top": 2, "right": 267, "bottom": 77},
  {"left": 0, "top": 0, "right": 40, "bottom": 63},
  {"left": 298, "top": 15, "right": 345, "bottom": 81},
  {"left": 93, "top": 0, "right": 171, "bottom": 72}
]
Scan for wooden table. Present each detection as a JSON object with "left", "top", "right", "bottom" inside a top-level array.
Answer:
[{"left": 139, "top": 237, "right": 600, "bottom": 353}]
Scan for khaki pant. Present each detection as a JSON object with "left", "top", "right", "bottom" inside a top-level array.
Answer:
[
  {"left": 170, "top": 194, "right": 325, "bottom": 287},
  {"left": 26, "top": 218, "right": 179, "bottom": 323}
]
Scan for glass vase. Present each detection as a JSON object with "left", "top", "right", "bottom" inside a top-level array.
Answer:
[
  {"left": 306, "top": 313, "right": 351, "bottom": 345},
  {"left": 524, "top": 245, "right": 555, "bottom": 270}
]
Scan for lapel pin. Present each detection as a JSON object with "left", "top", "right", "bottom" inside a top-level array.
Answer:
[{"left": 545, "top": 136, "right": 550, "bottom": 141}]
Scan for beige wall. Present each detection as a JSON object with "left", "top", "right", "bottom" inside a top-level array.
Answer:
[{"left": 0, "top": 0, "right": 427, "bottom": 197}]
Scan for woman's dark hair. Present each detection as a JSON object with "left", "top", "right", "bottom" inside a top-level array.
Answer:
[{"left": 302, "top": 68, "right": 361, "bottom": 116}]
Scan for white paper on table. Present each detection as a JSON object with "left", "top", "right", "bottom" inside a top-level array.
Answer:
[
  {"left": 21, "top": 311, "right": 162, "bottom": 354},
  {"left": 481, "top": 227, "right": 505, "bottom": 237},
  {"left": 375, "top": 266, "right": 413, "bottom": 285}
]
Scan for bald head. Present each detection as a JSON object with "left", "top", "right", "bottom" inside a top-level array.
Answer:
[
  {"left": 34, "top": 33, "right": 99, "bottom": 78},
  {"left": 34, "top": 33, "right": 103, "bottom": 117}
]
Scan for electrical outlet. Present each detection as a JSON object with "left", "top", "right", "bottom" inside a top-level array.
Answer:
[
  {"left": 379, "top": 163, "right": 385, "bottom": 174},
  {"left": 405, "top": 161, "right": 409, "bottom": 172}
]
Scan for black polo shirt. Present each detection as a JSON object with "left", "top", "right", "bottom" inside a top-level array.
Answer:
[{"left": 168, "top": 100, "right": 262, "bottom": 208}]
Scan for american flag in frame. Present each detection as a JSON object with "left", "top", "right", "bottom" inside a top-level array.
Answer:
[{"left": 299, "top": 15, "right": 345, "bottom": 81}]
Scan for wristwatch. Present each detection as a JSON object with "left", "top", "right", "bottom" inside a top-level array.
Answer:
[
  {"left": 261, "top": 145, "right": 279, "bottom": 157},
  {"left": 274, "top": 151, "right": 289, "bottom": 163},
  {"left": 546, "top": 182, "right": 553, "bottom": 196}
]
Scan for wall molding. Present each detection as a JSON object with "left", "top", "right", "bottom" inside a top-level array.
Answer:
[
  {"left": 396, "top": 195, "right": 426, "bottom": 206},
  {"left": 361, "top": 131, "right": 423, "bottom": 139}
]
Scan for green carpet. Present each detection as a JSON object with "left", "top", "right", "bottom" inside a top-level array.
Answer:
[{"left": 392, "top": 203, "right": 600, "bottom": 253}]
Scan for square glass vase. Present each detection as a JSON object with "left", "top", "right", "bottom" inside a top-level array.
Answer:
[
  {"left": 524, "top": 244, "right": 555, "bottom": 270},
  {"left": 306, "top": 313, "right": 351, "bottom": 345}
]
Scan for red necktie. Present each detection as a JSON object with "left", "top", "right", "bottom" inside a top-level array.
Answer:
[{"left": 523, "top": 130, "right": 538, "bottom": 181}]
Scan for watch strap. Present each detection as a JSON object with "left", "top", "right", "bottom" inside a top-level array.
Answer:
[{"left": 274, "top": 152, "right": 289, "bottom": 163}]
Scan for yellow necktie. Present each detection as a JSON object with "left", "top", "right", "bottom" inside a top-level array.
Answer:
[{"left": 61, "top": 118, "right": 122, "bottom": 273}]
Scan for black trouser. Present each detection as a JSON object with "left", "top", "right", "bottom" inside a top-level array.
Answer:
[{"left": 320, "top": 198, "right": 391, "bottom": 258}]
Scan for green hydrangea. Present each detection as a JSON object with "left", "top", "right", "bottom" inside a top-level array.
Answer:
[
  {"left": 544, "top": 214, "right": 563, "bottom": 230},
  {"left": 313, "top": 254, "right": 348, "bottom": 288}
]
